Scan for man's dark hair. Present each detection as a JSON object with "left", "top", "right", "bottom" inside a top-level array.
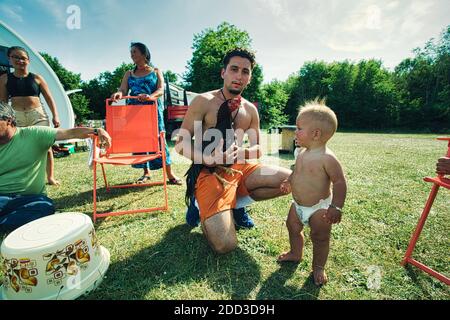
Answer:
[{"left": 222, "top": 47, "right": 256, "bottom": 70}]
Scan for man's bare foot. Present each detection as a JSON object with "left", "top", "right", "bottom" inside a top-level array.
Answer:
[
  {"left": 47, "top": 178, "right": 60, "bottom": 186},
  {"left": 277, "top": 251, "right": 301, "bottom": 263},
  {"left": 313, "top": 266, "right": 328, "bottom": 286}
]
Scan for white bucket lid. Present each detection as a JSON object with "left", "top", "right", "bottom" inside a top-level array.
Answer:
[
  {"left": 1, "top": 213, "right": 110, "bottom": 300},
  {"left": 2, "top": 213, "right": 92, "bottom": 255}
]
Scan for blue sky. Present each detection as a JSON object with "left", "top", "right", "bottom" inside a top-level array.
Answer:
[{"left": 1, "top": 0, "right": 449, "bottom": 84}]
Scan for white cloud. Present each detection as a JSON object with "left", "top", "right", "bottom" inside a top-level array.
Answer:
[
  {"left": 254, "top": 0, "right": 300, "bottom": 32},
  {"left": 400, "top": 0, "right": 434, "bottom": 36},
  {"left": 36, "top": 0, "right": 67, "bottom": 25},
  {"left": 0, "top": 4, "right": 23, "bottom": 22},
  {"left": 366, "top": 5, "right": 382, "bottom": 30}
]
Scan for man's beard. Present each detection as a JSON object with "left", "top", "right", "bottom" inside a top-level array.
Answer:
[{"left": 227, "top": 86, "right": 244, "bottom": 95}]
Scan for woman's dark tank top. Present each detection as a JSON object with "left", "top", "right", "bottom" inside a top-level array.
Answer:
[{"left": 6, "top": 72, "right": 41, "bottom": 97}]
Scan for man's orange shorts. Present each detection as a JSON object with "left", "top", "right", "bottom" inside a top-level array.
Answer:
[{"left": 195, "top": 163, "right": 262, "bottom": 223}]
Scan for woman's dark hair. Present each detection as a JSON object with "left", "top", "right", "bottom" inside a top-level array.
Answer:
[
  {"left": 130, "top": 42, "right": 151, "bottom": 72},
  {"left": 7, "top": 46, "right": 29, "bottom": 58}
]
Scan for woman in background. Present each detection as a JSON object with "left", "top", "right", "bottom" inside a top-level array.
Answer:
[
  {"left": 0, "top": 46, "right": 61, "bottom": 185},
  {"left": 111, "top": 42, "right": 181, "bottom": 185}
]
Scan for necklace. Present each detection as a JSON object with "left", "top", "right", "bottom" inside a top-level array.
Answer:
[{"left": 220, "top": 89, "right": 240, "bottom": 126}]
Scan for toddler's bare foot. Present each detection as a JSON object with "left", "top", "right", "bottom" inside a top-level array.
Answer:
[
  {"left": 47, "top": 178, "right": 60, "bottom": 186},
  {"left": 313, "top": 266, "right": 328, "bottom": 286},
  {"left": 277, "top": 251, "right": 301, "bottom": 263}
]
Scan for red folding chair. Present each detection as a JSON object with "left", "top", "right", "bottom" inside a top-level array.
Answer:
[
  {"left": 401, "top": 137, "right": 450, "bottom": 285},
  {"left": 92, "top": 96, "right": 168, "bottom": 222}
]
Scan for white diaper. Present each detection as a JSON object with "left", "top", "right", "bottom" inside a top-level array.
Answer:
[{"left": 293, "top": 195, "right": 332, "bottom": 226}]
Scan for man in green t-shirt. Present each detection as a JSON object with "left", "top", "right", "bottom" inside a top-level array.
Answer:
[{"left": 0, "top": 102, "right": 111, "bottom": 232}]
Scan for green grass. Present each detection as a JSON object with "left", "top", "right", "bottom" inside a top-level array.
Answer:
[{"left": 1, "top": 132, "right": 449, "bottom": 300}]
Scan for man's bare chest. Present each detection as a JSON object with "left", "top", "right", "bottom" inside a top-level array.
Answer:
[{"left": 203, "top": 107, "right": 251, "bottom": 130}]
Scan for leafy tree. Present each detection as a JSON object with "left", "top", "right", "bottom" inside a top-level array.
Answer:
[
  {"left": 40, "top": 52, "right": 92, "bottom": 121},
  {"left": 163, "top": 70, "right": 179, "bottom": 86},
  {"left": 184, "top": 22, "right": 263, "bottom": 101},
  {"left": 69, "top": 93, "right": 91, "bottom": 123},
  {"left": 40, "top": 52, "right": 81, "bottom": 90},
  {"left": 284, "top": 61, "right": 330, "bottom": 123},
  {"left": 394, "top": 25, "right": 450, "bottom": 130},
  {"left": 322, "top": 61, "right": 357, "bottom": 128},
  {"left": 258, "top": 80, "right": 289, "bottom": 128},
  {"left": 81, "top": 62, "right": 134, "bottom": 119}
]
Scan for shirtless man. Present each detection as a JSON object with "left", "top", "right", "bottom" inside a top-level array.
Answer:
[{"left": 175, "top": 48, "right": 291, "bottom": 253}]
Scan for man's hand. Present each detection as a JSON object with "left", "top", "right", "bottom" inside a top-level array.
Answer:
[
  {"left": 436, "top": 157, "right": 450, "bottom": 175},
  {"left": 96, "top": 128, "right": 112, "bottom": 149},
  {"left": 280, "top": 179, "right": 291, "bottom": 194},
  {"left": 204, "top": 139, "right": 238, "bottom": 167},
  {"left": 323, "top": 207, "right": 342, "bottom": 224}
]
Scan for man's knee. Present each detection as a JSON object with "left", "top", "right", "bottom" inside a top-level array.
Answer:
[
  {"left": 24, "top": 195, "right": 55, "bottom": 217},
  {"left": 211, "top": 238, "right": 237, "bottom": 254}
]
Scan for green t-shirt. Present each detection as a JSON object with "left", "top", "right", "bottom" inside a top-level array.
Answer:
[{"left": 0, "top": 126, "right": 57, "bottom": 195}]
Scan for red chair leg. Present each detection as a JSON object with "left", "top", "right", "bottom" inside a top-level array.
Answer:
[
  {"left": 101, "top": 163, "right": 109, "bottom": 191},
  {"left": 402, "top": 183, "right": 440, "bottom": 265},
  {"left": 161, "top": 132, "right": 169, "bottom": 211},
  {"left": 402, "top": 182, "right": 450, "bottom": 285}
]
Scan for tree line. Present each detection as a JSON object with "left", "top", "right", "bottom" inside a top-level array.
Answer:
[{"left": 42, "top": 23, "right": 449, "bottom": 132}]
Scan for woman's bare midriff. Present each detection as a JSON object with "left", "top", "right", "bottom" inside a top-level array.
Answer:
[{"left": 10, "top": 96, "right": 41, "bottom": 111}]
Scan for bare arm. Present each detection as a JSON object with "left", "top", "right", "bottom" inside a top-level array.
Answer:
[
  {"left": 0, "top": 74, "right": 8, "bottom": 103},
  {"left": 238, "top": 102, "right": 262, "bottom": 161},
  {"left": 36, "top": 74, "right": 60, "bottom": 127},
  {"left": 55, "top": 127, "right": 111, "bottom": 149},
  {"left": 174, "top": 94, "right": 206, "bottom": 162},
  {"left": 323, "top": 154, "right": 347, "bottom": 224},
  {"left": 111, "top": 71, "right": 130, "bottom": 100},
  {"left": 149, "top": 68, "right": 164, "bottom": 99},
  {"left": 324, "top": 155, "right": 347, "bottom": 208}
]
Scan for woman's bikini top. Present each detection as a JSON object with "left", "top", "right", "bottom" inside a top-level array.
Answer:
[{"left": 6, "top": 72, "right": 41, "bottom": 97}]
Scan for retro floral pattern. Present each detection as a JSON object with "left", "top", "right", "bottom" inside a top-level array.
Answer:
[
  {"left": 3, "top": 258, "right": 38, "bottom": 293},
  {"left": 43, "top": 237, "right": 91, "bottom": 287}
]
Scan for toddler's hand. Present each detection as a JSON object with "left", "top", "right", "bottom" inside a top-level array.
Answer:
[
  {"left": 323, "top": 207, "right": 342, "bottom": 224},
  {"left": 280, "top": 179, "right": 291, "bottom": 194}
]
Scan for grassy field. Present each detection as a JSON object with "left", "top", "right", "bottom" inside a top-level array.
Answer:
[{"left": 1, "top": 132, "right": 449, "bottom": 300}]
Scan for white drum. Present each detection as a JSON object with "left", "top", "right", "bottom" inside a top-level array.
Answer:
[{"left": 0, "top": 213, "right": 110, "bottom": 300}]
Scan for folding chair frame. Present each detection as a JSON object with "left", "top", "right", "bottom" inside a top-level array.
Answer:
[
  {"left": 401, "top": 137, "right": 450, "bottom": 285},
  {"left": 92, "top": 96, "right": 169, "bottom": 222}
]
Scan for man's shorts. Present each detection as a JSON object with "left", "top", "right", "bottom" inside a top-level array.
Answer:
[
  {"left": 15, "top": 106, "right": 50, "bottom": 127},
  {"left": 195, "top": 163, "right": 262, "bottom": 223}
]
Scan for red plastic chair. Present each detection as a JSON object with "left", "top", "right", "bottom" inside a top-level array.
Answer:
[
  {"left": 92, "top": 96, "right": 168, "bottom": 222},
  {"left": 401, "top": 137, "right": 450, "bottom": 285}
]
